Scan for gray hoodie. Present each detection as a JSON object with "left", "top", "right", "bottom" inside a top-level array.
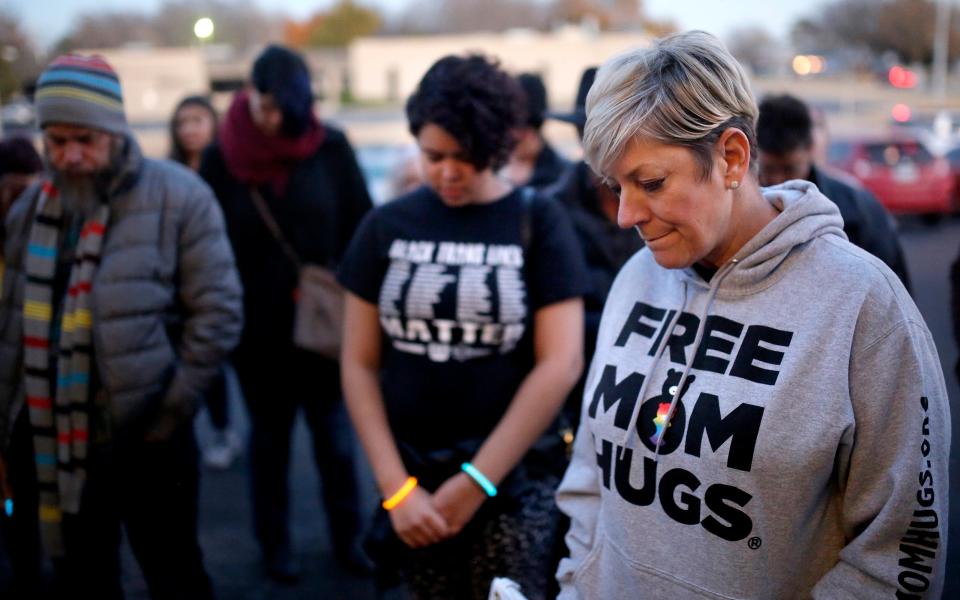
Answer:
[{"left": 556, "top": 181, "right": 950, "bottom": 599}]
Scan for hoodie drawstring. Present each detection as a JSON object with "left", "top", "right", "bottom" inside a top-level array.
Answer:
[
  {"left": 650, "top": 259, "right": 740, "bottom": 462},
  {"left": 619, "top": 281, "right": 688, "bottom": 448}
]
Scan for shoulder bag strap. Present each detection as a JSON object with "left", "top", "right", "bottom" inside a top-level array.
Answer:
[
  {"left": 248, "top": 187, "right": 303, "bottom": 270},
  {"left": 519, "top": 185, "right": 574, "bottom": 452}
]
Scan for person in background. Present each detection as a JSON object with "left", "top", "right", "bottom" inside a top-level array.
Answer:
[
  {"left": 200, "top": 45, "right": 373, "bottom": 582},
  {"left": 545, "top": 67, "right": 644, "bottom": 429},
  {"left": 541, "top": 66, "right": 645, "bottom": 600},
  {"left": 170, "top": 96, "right": 218, "bottom": 173},
  {"left": 501, "top": 73, "right": 570, "bottom": 190},
  {"left": 338, "top": 54, "right": 587, "bottom": 600},
  {"left": 0, "top": 137, "right": 43, "bottom": 431},
  {"left": 757, "top": 93, "right": 911, "bottom": 291},
  {"left": 0, "top": 136, "right": 43, "bottom": 223},
  {"left": 557, "top": 31, "right": 948, "bottom": 598},
  {"left": 168, "top": 95, "right": 241, "bottom": 470},
  {"left": 809, "top": 103, "right": 830, "bottom": 166},
  {"left": 0, "top": 53, "right": 241, "bottom": 598}
]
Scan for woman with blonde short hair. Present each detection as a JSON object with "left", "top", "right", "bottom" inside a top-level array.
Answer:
[{"left": 556, "top": 30, "right": 949, "bottom": 599}]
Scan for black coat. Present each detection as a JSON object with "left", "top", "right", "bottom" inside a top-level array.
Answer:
[
  {"left": 545, "top": 161, "right": 642, "bottom": 426},
  {"left": 201, "top": 126, "right": 372, "bottom": 351},
  {"left": 527, "top": 142, "right": 570, "bottom": 190},
  {"left": 547, "top": 159, "right": 641, "bottom": 381},
  {"left": 811, "top": 165, "right": 912, "bottom": 292},
  {"left": 547, "top": 161, "right": 642, "bottom": 339}
]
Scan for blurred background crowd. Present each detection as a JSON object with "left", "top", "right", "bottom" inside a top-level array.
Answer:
[
  {"left": 1, "top": 0, "right": 960, "bottom": 209},
  {"left": 1, "top": 1, "right": 959, "bottom": 599}
]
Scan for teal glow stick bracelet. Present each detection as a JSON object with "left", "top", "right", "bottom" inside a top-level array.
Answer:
[{"left": 461, "top": 462, "right": 497, "bottom": 497}]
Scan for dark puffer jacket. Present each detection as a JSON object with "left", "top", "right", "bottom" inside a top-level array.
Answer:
[{"left": 0, "top": 137, "right": 243, "bottom": 450}]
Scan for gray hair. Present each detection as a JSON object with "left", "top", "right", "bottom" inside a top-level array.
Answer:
[{"left": 583, "top": 30, "right": 758, "bottom": 182}]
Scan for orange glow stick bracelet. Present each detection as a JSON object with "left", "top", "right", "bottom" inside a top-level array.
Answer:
[{"left": 382, "top": 476, "right": 418, "bottom": 510}]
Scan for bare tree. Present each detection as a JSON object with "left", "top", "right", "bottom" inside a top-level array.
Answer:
[
  {"left": 791, "top": 0, "right": 960, "bottom": 65},
  {"left": 55, "top": 12, "right": 157, "bottom": 53},
  {"left": 385, "top": 0, "right": 672, "bottom": 35},
  {"left": 53, "top": 0, "right": 281, "bottom": 53},
  {"left": 0, "top": 9, "right": 42, "bottom": 100},
  {"left": 385, "top": 0, "right": 549, "bottom": 35},
  {"left": 153, "top": 0, "right": 280, "bottom": 48},
  {"left": 550, "top": 0, "right": 642, "bottom": 30},
  {"left": 872, "top": 0, "right": 958, "bottom": 63},
  {"left": 726, "top": 26, "right": 783, "bottom": 76}
]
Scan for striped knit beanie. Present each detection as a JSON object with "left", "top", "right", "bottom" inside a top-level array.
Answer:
[{"left": 35, "top": 54, "right": 127, "bottom": 134}]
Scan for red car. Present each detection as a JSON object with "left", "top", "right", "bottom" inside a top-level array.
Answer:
[{"left": 827, "top": 134, "right": 954, "bottom": 216}]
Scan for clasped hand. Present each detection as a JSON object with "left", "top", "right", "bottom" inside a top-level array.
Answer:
[{"left": 388, "top": 472, "right": 487, "bottom": 548}]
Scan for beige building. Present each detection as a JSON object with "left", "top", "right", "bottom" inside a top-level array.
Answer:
[
  {"left": 348, "top": 27, "right": 652, "bottom": 107},
  {"left": 73, "top": 45, "right": 352, "bottom": 155},
  {"left": 80, "top": 47, "right": 210, "bottom": 125}
]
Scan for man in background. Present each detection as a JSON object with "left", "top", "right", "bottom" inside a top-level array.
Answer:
[
  {"left": 501, "top": 73, "right": 570, "bottom": 189},
  {"left": 0, "top": 53, "right": 241, "bottom": 598},
  {"left": 757, "top": 93, "right": 911, "bottom": 290},
  {"left": 546, "top": 66, "right": 644, "bottom": 428}
]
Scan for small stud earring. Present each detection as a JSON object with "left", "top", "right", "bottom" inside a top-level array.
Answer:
[{"left": 728, "top": 180, "right": 740, "bottom": 190}]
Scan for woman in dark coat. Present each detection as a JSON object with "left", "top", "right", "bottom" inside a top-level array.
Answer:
[{"left": 200, "top": 45, "right": 373, "bottom": 582}]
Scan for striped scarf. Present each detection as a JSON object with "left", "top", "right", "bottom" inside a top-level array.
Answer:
[{"left": 23, "top": 180, "right": 109, "bottom": 556}]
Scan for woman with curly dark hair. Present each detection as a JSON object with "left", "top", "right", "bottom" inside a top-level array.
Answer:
[{"left": 338, "top": 54, "right": 589, "bottom": 599}]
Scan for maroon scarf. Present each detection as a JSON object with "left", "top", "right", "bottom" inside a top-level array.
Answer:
[{"left": 218, "top": 90, "right": 324, "bottom": 198}]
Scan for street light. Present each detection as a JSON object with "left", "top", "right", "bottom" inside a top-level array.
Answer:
[
  {"left": 194, "top": 17, "right": 214, "bottom": 43},
  {"left": 792, "top": 55, "right": 825, "bottom": 76}
]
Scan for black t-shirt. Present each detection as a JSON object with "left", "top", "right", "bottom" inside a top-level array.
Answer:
[{"left": 338, "top": 185, "right": 588, "bottom": 454}]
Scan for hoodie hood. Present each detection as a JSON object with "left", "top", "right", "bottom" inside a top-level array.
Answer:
[
  {"left": 555, "top": 177, "right": 949, "bottom": 600},
  {"left": 678, "top": 180, "right": 846, "bottom": 294},
  {"left": 623, "top": 179, "right": 848, "bottom": 450}
]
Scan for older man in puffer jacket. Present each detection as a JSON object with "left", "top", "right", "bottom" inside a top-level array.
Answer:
[{"left": 0, "top": 54, "right": 242, "bottom": 598}]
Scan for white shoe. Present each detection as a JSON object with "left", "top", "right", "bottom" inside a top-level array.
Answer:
[{"left": 203, "top": 429, "right": 242, "bottom": 469}]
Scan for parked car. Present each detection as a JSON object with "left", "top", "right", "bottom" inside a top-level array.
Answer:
[{"left": 827, "top": 134, "right": 954, "bottom": 217}]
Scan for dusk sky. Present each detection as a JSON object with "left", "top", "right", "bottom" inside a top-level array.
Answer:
[{"left": 8, "top": 0, "right": 831, "bottom": 51}]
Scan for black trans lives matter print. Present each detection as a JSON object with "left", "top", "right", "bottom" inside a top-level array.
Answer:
[
  {"left": 379, "top": 238, "right": 528, "bottom": 362},
  {"left": 338, "top": 187, "right": 588, "bottom": 452}
]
